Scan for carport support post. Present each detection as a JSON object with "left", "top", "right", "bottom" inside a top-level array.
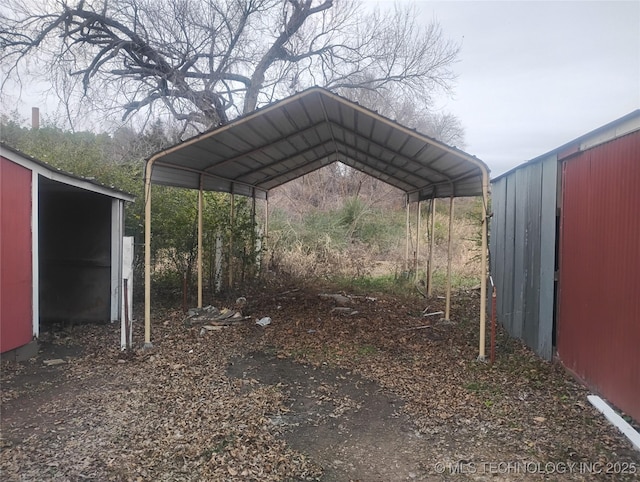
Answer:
[
  {"left": 251, "top": 192, "right": 257, "bottom": 276},
  {"left": 427, "top": 198, "right": 436, "bottom": 297},
  {"left": 445, "top": 195, "right": 454, "bottom": 320},
  {"left": 197, "top": 180, "right": 203, "bottom": 308},
  {"left": 478, "top": 172, "right": 489, "bottom": 361},
  {"left": 414, "top": 200, "right": 421, "bottom": 281},
  {"left": 264, "top": 196, "right": 269, "bottom": 272},
  {"left": 405, "top": 196, "right": 410, "bottom": 272},
  {"left": 228, "top": 193, "right": 235, "bottom": 288}
]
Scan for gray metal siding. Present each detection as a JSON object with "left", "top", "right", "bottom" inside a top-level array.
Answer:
[
  {"left": 524, "top": 161, "right": 542, "bottom": 348},
  {"left": 503, "top": 177, "right": 516, "bottom": 330},
  {"left": 512, "top": 168, "right": 527, "bottom": 338},
  {"left": 537, "top": 156, "right": 557, "bottom": 359},
  {"left": 490, "top": 179, "right": 506, "bottom": 318},
  {"left": 490, "top": 154, "right": 557, "bottom": 359}
]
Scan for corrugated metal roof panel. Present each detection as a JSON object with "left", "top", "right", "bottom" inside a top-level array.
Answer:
[{"left": 147, "top": 87, "right": 488, "bottom": 200}]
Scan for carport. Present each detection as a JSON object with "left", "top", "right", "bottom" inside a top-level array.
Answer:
[{"left": 144, "top": 87, "right": 490, "bottom": 358}]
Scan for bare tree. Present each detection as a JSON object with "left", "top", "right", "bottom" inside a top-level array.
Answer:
[
  {"left": 1, "top": 0, "right": 460, "bottom": 132},
  {"left": 390, "top": 97, "right": 466, "bottom": 148},
  {"left": 342, "top": 80, "right": 465, "bottom": 147}
]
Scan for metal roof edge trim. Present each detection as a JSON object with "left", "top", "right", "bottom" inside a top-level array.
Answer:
[
  {"left": 491, "top": 109, "right": 640, "bottom": 183},
  {"left": 1, "top": 142, "right": 135, "bottom": 202}
]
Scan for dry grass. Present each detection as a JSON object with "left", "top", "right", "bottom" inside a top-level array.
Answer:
[{"left": 269, "top": 207, "right": 482, "bottom": 290}]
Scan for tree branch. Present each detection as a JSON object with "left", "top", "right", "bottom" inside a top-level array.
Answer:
[{"left": 1, "top": 0, "right": 461, "bottom": 134}]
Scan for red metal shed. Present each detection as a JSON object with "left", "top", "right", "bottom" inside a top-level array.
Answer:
[
  {"left": 0, "top": 158, "right": 33, "bottom": 353},
  {"left": 0, "top": 144, "right": 134, "bottom": 359},
  {"left": 558, "top": 130, "right": 640, "bottom": 422}
]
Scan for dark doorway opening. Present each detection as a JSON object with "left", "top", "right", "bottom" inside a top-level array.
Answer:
[{"left": 38, "top": 176, "right": 112, "bottom": 324}]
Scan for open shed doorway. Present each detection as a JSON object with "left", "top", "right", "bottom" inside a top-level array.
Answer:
[{"left": 38, "top": 176, "right": 114, "bottom": 325}]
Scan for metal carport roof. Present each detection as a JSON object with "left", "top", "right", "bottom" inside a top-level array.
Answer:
[
  {"left": 143, "top": 87, "right": 490, "bottom": 359},
  {"left": 146, "top": 87, "right": 489, "bottom": 201}
]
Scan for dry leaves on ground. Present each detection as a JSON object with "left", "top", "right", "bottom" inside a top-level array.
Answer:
[{"left": 1, "top": 281, "right": 639, "bottom": 481}]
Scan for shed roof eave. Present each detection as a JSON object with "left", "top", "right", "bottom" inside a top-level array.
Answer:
[
  {"left": 491, "top": 109, "right": 640, "bottom": 184},
  {"left": 1, "top": 142, "right": 135, "bottom": 202}
]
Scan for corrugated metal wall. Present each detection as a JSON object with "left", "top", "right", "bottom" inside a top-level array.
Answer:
[
  {"left": 0, "top": 157, "right": 33, "bottom": 353},
  {"left": 558, "top": 130, "right": 640, "bottom": 421},
  {"left": 490, "top": 155, "right": 557, "bottom": 360}
]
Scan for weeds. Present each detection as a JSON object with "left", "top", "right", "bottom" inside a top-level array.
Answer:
[
  {"left": 357, "top": 344, "right": 378, "bottom": 356},
  {"left": 268, "top": 196, "right": 482, "bottom": 294}
]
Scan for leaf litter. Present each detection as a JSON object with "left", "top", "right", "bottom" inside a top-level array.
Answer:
[{"left": 1, "top": 282, "right": 639, "bottom": 481}]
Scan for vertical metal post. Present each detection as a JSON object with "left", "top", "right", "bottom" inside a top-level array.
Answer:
[
  {"left": 228, "top": 193, "right": 235, "bottom": 288},
  {"left": 479, "top": 171, "right": 489, "bottom": 360},
  {"left": 427, "top": 197, "right": 436, "bottom": 297},
  {"left": 264, "top": 196, "right": 269, "bottom": 272},
  {"left": 405, "top": 196, "right": 410, "bottom": 272},
  {"left": 490, "top": 285, "right": 497, "bottom": 364},
  {"left": 251, "top": 192, "right": 257, "bottom": 270},
  {"left": 414, "top": 200, "right": 421, "bottom": 281},
  {"left": 445, "top": 195, "right": 455, "bottom": 320},
  {"left": 144, "top": 161, "right": 153, "bottom": 348},
  {"left": 197, "top": 182, "right": 203, "bottom": 308}
]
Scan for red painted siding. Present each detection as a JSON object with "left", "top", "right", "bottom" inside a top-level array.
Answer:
[
  {"left": 0, "top": 156, "right": 33, "bottom": 353},
  {"left": 558, "top": 131, "right": 640, "bottom": 421}
]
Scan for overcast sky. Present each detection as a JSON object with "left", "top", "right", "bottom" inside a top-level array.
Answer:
[{"left": 400, "top": 0, "right": 640, "bottom": 176}]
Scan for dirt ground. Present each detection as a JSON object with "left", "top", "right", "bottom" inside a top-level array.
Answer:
[{"left": 1, "top": 282, "right": 639, "bottom": 481}]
